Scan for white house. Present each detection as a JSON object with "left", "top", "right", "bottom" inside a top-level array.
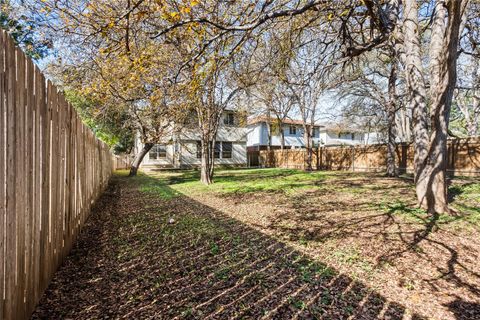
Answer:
[
  {"left": 246, "top": 117, "right": 369, "bottom": 150},
  {"left": 134, "top": 111, "right": 248, "bottom": 169},
  {"left": 319, "top": 123, "right": 368, "bottom": 146}
]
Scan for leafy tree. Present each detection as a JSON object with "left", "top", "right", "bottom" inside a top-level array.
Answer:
[
  {"left": 1, "top": 0, "right": 49, "bottom": 59},
  {"left": 153, "top": 0, "right": 472, "bottom": 213},
  {"left": 24, "top": 0, "right": 479, "bottom": 212},
  {"left": 25, "top": 0, "right": 190, "bottom": 176},
  {"left": 181, "top": 45, "right": 247, "bottom": 184},
  {"left": 64, "top": 90, "right": 135, "bottom": 154}
]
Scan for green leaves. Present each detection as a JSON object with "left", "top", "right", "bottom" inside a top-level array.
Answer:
[{"left": 0, "top": 2, "right": 50, "bottom": 60}]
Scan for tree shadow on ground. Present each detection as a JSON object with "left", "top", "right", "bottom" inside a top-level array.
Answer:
[
  {"left": 252, "top": 175, "right": 480, "bottom": 319},
  {"left": 152, "top": 168, "right": 328, "bottom": 187},
  {"left": 32, "top": 175, "right": 427, "bottom": 320},
  {"left": 445, "top": 298, "right": 480, "bottom": 320}
]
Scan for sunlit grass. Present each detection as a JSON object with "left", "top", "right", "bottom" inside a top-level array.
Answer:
[
  {"left": 114, "top": 168, "right": 480, "bottom": 230},
  {"left": 143, "top": 168, "right": 332, "bottom": 196}
]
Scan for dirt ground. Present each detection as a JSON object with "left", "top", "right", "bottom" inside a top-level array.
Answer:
[{"left": 32, "top": 170, "right": 480, "bottom": 320}]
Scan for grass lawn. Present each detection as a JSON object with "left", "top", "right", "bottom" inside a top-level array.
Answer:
[
  {"left": 136, "top": 168, "right": 480, "bottom": 231},
  {"left": 33, "top": 168, "right": 480, "bottom": 320}
]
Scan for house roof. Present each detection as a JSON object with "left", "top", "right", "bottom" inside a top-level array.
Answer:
[
  {"left": 247, "top": 116, "right": 323, "bottom": 127},
  {"left": 247, "top": 116, "right": 366, "bottom": 133},
  {"left": 321, "top": 123, "right": 365, "bottom": 133}
]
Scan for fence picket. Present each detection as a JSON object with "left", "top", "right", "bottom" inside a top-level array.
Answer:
[
  {"left": 0, "top": 31, "right": 114, "bottom": 319},
  {"left": 257, "top": 141, "right": 480, "bottom": 176},
  {"left": 0, "top": 30, "right": 5, "bottom": 320}
]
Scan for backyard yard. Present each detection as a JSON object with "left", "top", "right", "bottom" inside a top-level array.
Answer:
[{"left": 32, "top": 169, "right": 480, "bottom": 320}]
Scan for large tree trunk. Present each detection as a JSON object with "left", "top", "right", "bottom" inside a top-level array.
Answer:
[
  {"left": 386, "top": 60, "right": 397, "bottom": 177},
  {"left": 418, "top": 0, "right": 465, "bottom": 213},
  {"left": 404, "top": 0, "right": 467, "bottom": 213},
  {"left": 129, "top": 142, "right": 154, "bottom": 176},
  {"left": 404, "top": 0, "right": 433, "bottom": 210},
  {"left": 415, "top": 0, "right": 449, "bottom": 213},
  {"left": 404, "top": 0, "right": 430, "bottom": 208}
]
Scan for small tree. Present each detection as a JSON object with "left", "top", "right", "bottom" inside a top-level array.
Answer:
[
  {"left": 251, "top": 78, "right": 295, "bottom": 150},
  {"left": 452, "top": 55, "right": 480, "bottom": 136},
  {"left": 285, "top": 29, "right": 331, "bottom": 171},
  {"left": 337, "top": 50, "right": 405, "bottom": 177},
  {"left": 183, "top": 53, "right": 245, "bottom": 184}
]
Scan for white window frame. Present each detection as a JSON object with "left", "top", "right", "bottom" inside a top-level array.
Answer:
[
  {"left": 224, "top": 113, "right": 235, "bottom": 126},
  {"left": 196, "top": 141, "right": 233, "bottom": 159},
  {"left": 149, "top": 144, "right": 167, "bottom": 160}
]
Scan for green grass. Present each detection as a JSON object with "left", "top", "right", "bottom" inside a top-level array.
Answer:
[
  {"left": 141, "top": 168, "right": 332, "bottom": 197},
  {"left": 116, "top": 168, "right": 480, "bottom": 230},
  {"left": 374, "top": 185, "right": 480, "bottom": 231},
  {"left": 331, "top": 247, "right": 373, "bottom": 275},
  {"left": 450, "top": 183, "right": 480, "bottom": 220}
]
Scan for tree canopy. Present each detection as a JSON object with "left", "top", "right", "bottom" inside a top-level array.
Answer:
[{"left": 17, "top": 0, "right": 480, "bottom": 212}]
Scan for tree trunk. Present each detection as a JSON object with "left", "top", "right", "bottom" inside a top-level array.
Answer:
[
  {"left": 280, "top": 128, "right": 285, "bottom": 150},
  {"left": 417, "top": 0, "right": 466, "bottom": 213},
  {"left": 404, "top": 0, "right": 467, "bottom": 213},
  {"left": 304, "top": 126, "right": 313, "bottom": 171},
  {"left": 129, "top": 142, "right": 154, "bottom": 176},
  {"left": 386, "top": 121, "right": 396, "bottom": 177},
  {"left": 209, "top": 138, "right": 216, "bottom": 181},
  {"left": 267, "top": 122, "right": 272, "bottom": 151},
  {"left": 200, "top": 140, "right": 213, "bottom": 185},
  {"left": 403, "top": 0, "right": 433, "bottom": 209},
  {"left": 466, "top": 96, "right": 479, "bottom": 136},
  {"left": 386, "top": 60, "right": 397, "bottom": 177},
  {"left": 267, "top": 110, "right": 272, "bottom": 151}
]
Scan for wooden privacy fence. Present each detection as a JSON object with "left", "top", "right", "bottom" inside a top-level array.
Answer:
[
  {"left": 257, "top": 137, "right": 480, "bottom": 177},
  {"left": 113, "top": 154, "right": 132, "bottom": 170},
  {"left": 0, "top": 32, "right": 114, "bottom": 319}
]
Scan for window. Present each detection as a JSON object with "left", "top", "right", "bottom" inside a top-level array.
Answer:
[
  {"left": 214, "top": 142, "right": 221, "bottom": 158},
  {"left": 149, "top": 144, "right": 166, "bottom": 159},
  {"left": 196, "top": 141, "right": 233, "bottom": 159},
  {"left": 222, "top": 142, "right": 232, "bottom": 158},
  {"left": 224, "top": 113, "right": 235, "bottom": 126},
  {"left": 196, "top": 141, "right": 202, "bottom": 158},
  {"left": 289, "top": 125, "right": 297, "bottom": 135},
  {"left": 351, "top": 133, "right": 355, "bottom": 139}
]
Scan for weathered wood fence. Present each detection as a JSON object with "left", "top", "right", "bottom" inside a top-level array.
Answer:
[
  {"left": 0, "top": 31, "right": 114, "bottom": 319},
  {"left": 113, "top": 154, "right": 133, "bottom": 170},
  {"left": 256, "top": 137, "right": 480, "bottom": 177}
]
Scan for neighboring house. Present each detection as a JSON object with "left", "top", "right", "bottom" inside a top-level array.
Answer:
[
  {"left": 134, "top": 111, "right": 248, "bottom": 169},
  {"left": 247, "top": 117, "right": 321, "bottom": 150},
  {"left": 319, "top": 124, "right": 366, "bottom": 146},
  {"left": 247, "top": 117, "right": 370, "bottom": 150}
]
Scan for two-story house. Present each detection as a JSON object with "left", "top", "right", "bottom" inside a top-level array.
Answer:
[
  {"left": 246, "top": 117, "right": 367, "bottom": 150},
  {"left": 319, "top": 124, "right": 367, "bottom": 146},
  {"left": 134, "top": 110, "right": 248, "bottom": 169},
  {"left": 247, "top": 117, "right": 321, "bottom": 150}
]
